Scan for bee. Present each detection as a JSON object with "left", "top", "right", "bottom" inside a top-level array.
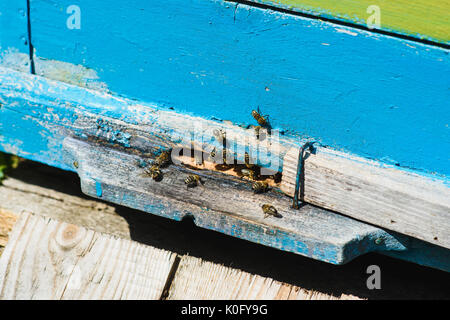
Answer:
[
  {"left": 185, "top": 174, "right": 202, "bottom": 188},
  {"left": 144, "top": 165, "right": 163, "bottom": 181},
  {"left": 254, "top": 125, "right": 268, "bottom": 141},
  {"left": 262, "top": 204, "right": 282, "bottom": 218},
  {"left": 244, "top": 152, "right": 254, "bottom": 169},
  {"left": 222, "top": 148, "right": 234, "bottom": 165},
  {"left": 252, "top": 181, "right": 269, "bottom": 194},
  {"left": 154, "top": 149, "right": 172, "bottom": 168},
  {"left": 254, "top": 125, "right": 262, "bottom": 140},
  {"left": 241, "top": 168, "right": 257, "bottom": 180},
  {"left": 251, "top": 108, "right": 269, "bottom": 128},
  {"left": 209, "top": 147, "right": 217, "bottom": 159}
]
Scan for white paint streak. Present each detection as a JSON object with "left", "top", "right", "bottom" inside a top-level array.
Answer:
[{"left": 335, "top": 28, "right": 358, "bottom": 36}]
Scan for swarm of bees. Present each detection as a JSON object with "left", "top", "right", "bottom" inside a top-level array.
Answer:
[{"left": 141, "top": 108, "right": 282, "bottom": 220}]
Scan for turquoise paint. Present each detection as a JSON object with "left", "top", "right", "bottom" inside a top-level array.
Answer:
[
  {"left": 0, "top": 1, "right": 29, "bottom": 54},
  {"left": 95, "top": 181, "right": 102, "bottom": 197},
  {"left": 0, "top": 67, "right": 288, "bottom": 174},
  {"left": 28, "top": 0, "right": 450, "bottom": 178},
  {"left": 0, "top": 104, "right": 69, "bottom": 170}
]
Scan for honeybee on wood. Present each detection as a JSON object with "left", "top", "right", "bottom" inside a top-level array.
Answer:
[
  {"left": 244, "top": 152, "right": 254, "bottom": 169},
  {"left": 262, "top": 204, "right": 282, "bottom": 218},
  {"left": 144, "top": 165, "right": 163, "bottom": 182},
  {"left": 241, "top": 168, "right": 257, "bottom": 180},
  {"left": 251, "top": 107, "right": 270, "bottom": 128},
  {"left": 209, "top": 147, "right": 217, "bottom": 159},
  {"left": 252, "top": 181, "right": 269, "bottom": 194},
  {"left": 154, "top": 149, "right": 172, "bottom": 168},
  {"left": 185, "top": 174, "right": 202, "bottom": 188},
  {"left": 222, "top": 148, "right": 234, "bottom": 165},
  {"left": 207, "top": 147, "right": 220, "bottom": 163}
]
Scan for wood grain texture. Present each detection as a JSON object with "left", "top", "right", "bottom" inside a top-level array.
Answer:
[
  {"left": 167, "top": 256, "right": 360, "bottom": 300},
  {"left": 28, "top": 0, "right": 450, "bottom": 177},
  {"left": 249, "top": 0, "right": 450, "bottom": 44},
  {"left": 0, "top": 209, "right": 18, "bottom": 257},
  {"left": 0, "top": 211, "right": 362, "bottom": 300},
  {"left": 0, "top": 176, "right": 132, "bottom": 240},
  {"left": 281, "top": 147, "right": 450, "bottom": 249},
  {"left": 0, "top": 212, "right": 177, "bottom": 299}
]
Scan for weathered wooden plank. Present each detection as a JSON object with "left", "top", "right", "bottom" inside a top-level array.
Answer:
[
  {"left": 248, "top": 0, "right": 450, "bottom": 45},
  {"left": 0, "top": 209, "right": 17, "bottom": 257},
  {"left": 0, "top": 67, "right": 448, "bottom": 253},
  {"left": 66, "top": 137, "right": 407, "bottom": 265},
  {"left": 281, "top": 147, "right": 450, "bottom": 249},
  {"left": 0, "top": 176, "right": 131, "bottom": 240},
  {"left": 28, "top": 0, "right": 450, "bottom": 177},
  {"left": 0, "top": 212, "right": 177, "bottom": 299},
  {"left": 0, "top": 210, "right": 364, "bottom": 299},
  {"left": 167, "top": 256, "right": 360, "bottom": 300},
  {"left": 0, "top": 210, "right": 359, "bottom": 300},
  {"left": 0, "top": 0, "right": 31, "bottom": 72}
]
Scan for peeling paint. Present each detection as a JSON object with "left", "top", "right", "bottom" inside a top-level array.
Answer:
[
  {"left": 34, "top": 54, "right": 108, "bottom": 92},
  {"left": 0, "top": 47, "right": 30, "bottom": 73}
]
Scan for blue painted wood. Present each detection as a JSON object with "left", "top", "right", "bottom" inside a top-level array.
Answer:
[
  {"left": 0, "top": 66, "right": 449, "bottom": 271},
  {"left": 28, "top": 0, "right": 450, "bottom": 178},
  {"left": 0, "top": 0, "right": 30, "bottom": 71}
]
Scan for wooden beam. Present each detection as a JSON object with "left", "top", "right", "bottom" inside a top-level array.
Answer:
[
  {"left": 66, "top": 137, "right": 404, "bottom": 265},
  {"left": 247, "top": 0, "right": 450, "bottom": 45},
  {"left": 281, "top": 147, "right": 450, "bottom": 249},
  {"left": 0, "top": 212, "right": 177, "bottom": 299},
  {"left": 167, "top": 256, "right": 360, "bottom": 300},
  {"left": 0, "top": 211, "right": 363, "bottom": 299},
  {"left": 0, "top": 174, "right": 132, "bottom": 240}
]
